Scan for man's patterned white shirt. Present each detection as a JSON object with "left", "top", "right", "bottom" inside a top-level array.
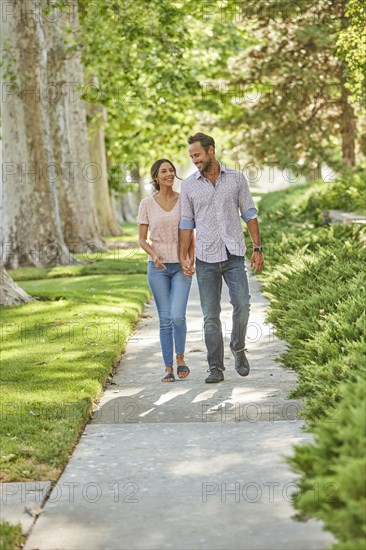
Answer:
[{"left": 179, "top": 163, "right": 257, "bottom": 263}]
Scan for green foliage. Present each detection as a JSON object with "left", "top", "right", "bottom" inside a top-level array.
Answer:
[
  {"left": 259, "top": 182, "right": 365, "bottom": 421},
  {"left": 257, "top": 180, "right": 366, "bottom": 547},
  {"left": 336, "top": 0, "right": 366, "bottom": 105},
  {"left": 289, "top": 371, "right": 366, "bottom": 548},
  {"left": 305, "top": 169, "right": 366, "bottom": 221},
  {"left": 212, "top": 0, "right": 365, "bottom": 171},
  {"left": 264, "top": 228, "right": 365, "bottom": 421},
  {"left": 0, "top": 522, "right": 23, "bottom": 550},
  {"left": 70, "top": 0, "right": 366, "bottom": 179},
  {"left": 76, "top": 0, "right": 248, "bottom": 176},
  {"left": 78, "top": 0, "right": 198, "bottom": 171}
]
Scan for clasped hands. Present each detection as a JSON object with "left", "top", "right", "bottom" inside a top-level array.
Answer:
[
  {"left": 152, "top": 254, "right": 195, "bottom": 276},
  {"left": 180, "top": 257, "right": 195, "bottom": 277}
]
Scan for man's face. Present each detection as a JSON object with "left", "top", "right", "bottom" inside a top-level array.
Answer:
[{"left": 188, "top": 142, "right": 215, "bottom": 172}]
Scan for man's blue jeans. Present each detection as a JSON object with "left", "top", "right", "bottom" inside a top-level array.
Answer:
[
  {"left": 195, "top": 251, "right": 251, "bottom": 371},
  {"left": 148, "top": 262, "right": 192, "bottom": 367}
]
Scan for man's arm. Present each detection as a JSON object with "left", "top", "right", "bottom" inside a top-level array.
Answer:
[
  {"left": 188, "top": 231, "right": 195, "bottom": 264},
  {"left": 237, "top": 171, "right": 264, "bottom": 273},
  {"left": 246, "top": 218, "right": 264, "bottom": 274},
  {"left": 179, "top": 228, "right": 194, "bottom": 275},
  {"left": 179, "top": 180, "right": 195, "bottom": 276}
]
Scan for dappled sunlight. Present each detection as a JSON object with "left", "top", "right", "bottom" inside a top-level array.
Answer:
[
  {"left": 154, "top": 387, "right": 192, "bottom": 406},
  {"left": 203, "top": 401, "right": 228, "bottom": 416},
  {"left": 229, "top": 386, "right": 275, "bottom": 403},
  {"left": 191, "top": 389, "right": 219, "bottom": 403},
  {"left": 125, "top": 334, "right": 162, "bottom": 351},
  {"left": 167, "top": 452, "right": 245, "bottom": 476},
  {"left": 0, "top": 299, "right": 74, "bottom": 323},
  {"left": 1, "top": 345, "right": 112, "bottom": 365},
  {"left": 94, "top": 387, "right": 145, "bottom": 411},
  {"left": 139, "top": 407, "right": 155, "bottom": 417}
]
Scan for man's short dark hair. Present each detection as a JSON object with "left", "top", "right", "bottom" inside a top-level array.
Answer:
[{"left": 187, "top": 132, "right": 215, "bottom": 151}]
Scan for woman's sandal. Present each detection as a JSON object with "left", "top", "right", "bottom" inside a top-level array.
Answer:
[
  {"left": 177, "top": 365, "right": 190, "bottom": 379},
  {"left": 162, "top": 372, "right": 175, "bottom": 382}
]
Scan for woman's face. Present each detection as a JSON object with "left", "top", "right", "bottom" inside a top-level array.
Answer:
[{"left": 156, "top": 162, "right": 175, "bottom": 188}]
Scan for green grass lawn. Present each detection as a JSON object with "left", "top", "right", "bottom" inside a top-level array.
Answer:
[
  {"left": 0, "top": 522, "right": 23, "bottom": 550},
  {"left": 1, "top": 227, "right": 150, "bottom": 482},
  {"left": 105, "top": 222, "right": 140, "bottom": 242},
  {"left": 8, "top": 248, "right": 147, "bottom": 282}
]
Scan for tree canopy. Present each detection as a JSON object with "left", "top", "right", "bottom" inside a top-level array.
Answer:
[
  {"left": 207, "top": 0, "right": 365, "bottom": 174},
  {"left": 76, "top": 0, "right": 249, "bottom": 183},
  {"left": 74, "top": 0, "right": 365, "bottom": 183}
]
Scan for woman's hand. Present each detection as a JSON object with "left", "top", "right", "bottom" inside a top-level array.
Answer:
[{"left": 152, "top": 253, "right": 166, "bottom": 270}]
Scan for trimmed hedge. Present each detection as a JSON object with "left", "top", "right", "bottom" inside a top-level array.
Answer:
[
  {"left": 256, "top": 175, "right": 366, "bottom": 548},
  {"left": 289, "top": 371, "right": 366, "bottom": 549}
]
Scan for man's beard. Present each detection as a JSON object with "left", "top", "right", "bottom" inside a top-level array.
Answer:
[{"left": 202, "top": 158, "right": 213, "bottom": 172}]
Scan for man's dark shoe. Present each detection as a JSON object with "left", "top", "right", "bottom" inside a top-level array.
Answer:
[
  {"left": 230, "top": 344, "right": 250, "bottom": 377},
  {"left": 205, "top": 367, "right": 224, "bottom": 384}
]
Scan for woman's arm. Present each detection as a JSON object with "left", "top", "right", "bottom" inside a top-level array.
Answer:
[{"left": 138, "top": 224, "right": 165, "bottom": 269}]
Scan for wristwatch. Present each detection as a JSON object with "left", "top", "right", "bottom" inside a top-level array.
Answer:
[{"left": 253, "top": 246, "right": 263, "bottom": 253}]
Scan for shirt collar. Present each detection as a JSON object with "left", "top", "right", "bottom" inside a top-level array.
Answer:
[{"left": 195, "top": 161, "right": 226, "bottom": 180}]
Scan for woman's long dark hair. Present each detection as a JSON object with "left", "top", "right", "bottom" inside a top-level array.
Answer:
[{"left": 150, "top": 159, "right": 181, "bottom": 191}]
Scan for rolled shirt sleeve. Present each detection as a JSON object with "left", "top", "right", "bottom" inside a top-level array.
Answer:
[
  {"left": 179, "top": 182, "right": 196, "bottom": 229},
  {"left": 242, "top": 207, "right": 258, "bottom": 222},
  {"left": 238, "top": 173, "right": 258, "bottom": 222}
]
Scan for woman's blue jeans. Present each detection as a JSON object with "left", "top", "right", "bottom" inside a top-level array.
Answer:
[{"left": 147, "top": 262, "right": 192, "bottom": 367}]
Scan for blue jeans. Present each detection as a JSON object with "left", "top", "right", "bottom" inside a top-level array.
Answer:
[
  {"left": 195, "top": 251, "right": 251, "bottom": 371},
  {"left": 147, "top": 262, "right": 192, "bottom": 367}
]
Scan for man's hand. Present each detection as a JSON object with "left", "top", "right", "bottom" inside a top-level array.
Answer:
[
  {"left": 152, "top": 253, "right": 166, "bottom": 270},
  {"left": 251, "top": 252, "right": 264, "bottom": 274}
]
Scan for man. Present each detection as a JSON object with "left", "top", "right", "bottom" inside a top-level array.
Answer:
[{"left": 179, "top": 132, "right": 264, "bottom": 383}]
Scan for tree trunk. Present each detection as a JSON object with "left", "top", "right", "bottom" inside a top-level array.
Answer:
[
  {"left": 120, "top": 194, "right": 136, "bottom": 223},
  {"left": 111, "top": 193, "right": 125, "bottom": 224},
  {"left": 86, "top": 85, "right": 122, "bottom": 236},
  {"left": 128, "top": 163, "right": 144, "bottom": 215},
  {"left": 0, "top": 135, "right": 7, "bottom": 258},
  {"left": 340, "top": 76, "right": 356, "bottom": 168},
  {"left": 339, "top": 0, "right": 356, "bottom": 168},
  {"left": 1, "top": 0, "right": 72, "bottom": 268},
  {"left": 112, "top": 194, "right": 136, "bottom": 223},
  {"left": 44, "top": 6, "right": 106, "bottom": 253},
  {"left": 0, "top": 264, "right": 34, "bottom": 306}
]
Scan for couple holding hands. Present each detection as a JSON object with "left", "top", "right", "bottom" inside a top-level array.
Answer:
[{"left": 138, "top": 132, "right": 264, "bottom": 384}]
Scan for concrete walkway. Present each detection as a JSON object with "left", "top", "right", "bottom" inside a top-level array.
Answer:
[{"left": 25, "top": 270, "right": 334, "bottom": 549}]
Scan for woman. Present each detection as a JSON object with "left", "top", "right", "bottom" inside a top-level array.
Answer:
[{"left": 138, "top": 159, "right": 194, "bottom": 382}]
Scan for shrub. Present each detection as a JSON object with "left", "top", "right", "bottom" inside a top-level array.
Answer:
[
  {"left": 289, "top": 371, "right": 366, "bottom": 549},
  {"left": 305, "top": 169, "right": 366, "bottom": 223},
  {"left": 257, "top": 179, "right": 366, "bottom": 548}
]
